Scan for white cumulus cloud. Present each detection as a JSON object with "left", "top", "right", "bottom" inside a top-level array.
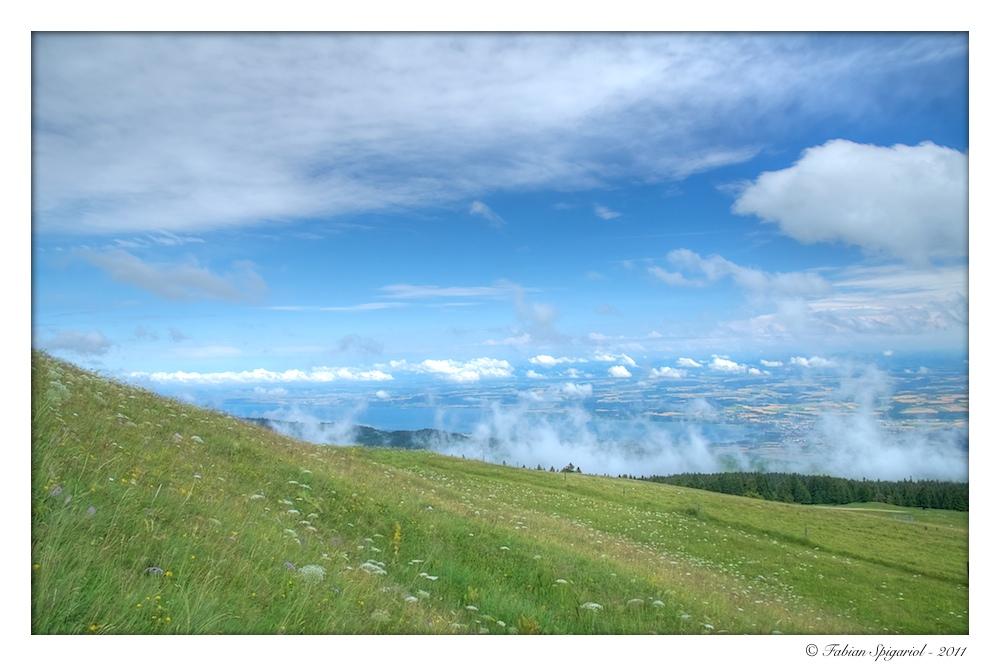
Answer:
[
  {"left": 708, "top": 355, "right": 746, "bottom": 373},
  {"left": 593, "top": 352, "right": 637, "bottom": 367},
  {"left": 560, "top": 382, "right": 593, "bottom": 398},
  {"left": 676, "top": 357, "right": 702, "bottom": 368},
  {"left": 649, "top": 366, "right": 687, "bottom": 379},
  {"left": 790, "top": 355, "right": 837, "bottom": 369},
  {"left": 415, "top": 357, "right": 514, "bottom": 382},
  {"left": 732, "top": 139, "right": 967, "bottom": 262},
  {"left": 608, "top": 365, "right": 632, "bottom": 378},
  {"left": 529, "top": 354, "right": 585, "bottom": 367},
  {"left": 133, "top": 366, "right": 393, "bottom": 384}
]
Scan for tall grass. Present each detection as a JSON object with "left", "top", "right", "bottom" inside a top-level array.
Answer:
[{"left": 31, "top": 352, "right": 968, "bottom": 634}]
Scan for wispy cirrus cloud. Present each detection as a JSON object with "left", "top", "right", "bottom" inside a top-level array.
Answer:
[
  {"left": 593, "top": 204, "right": 621, "bottom": 220},
  {"left": 39, "top": 329, "right": 112, "bottom": 356},
  {"left": 716, "top": 262, "right": 967, "bottom": 344},
  {"left": 647, "top": 266, "right": 701, "bottom": 287},
  {"left": 653, "top": 248, "right": 830, "bottom": 298},
  {"left": 33, "top": 34, "right": 965, "bottom": 236},
  {"left": 173, "top": 345, "right": 243, "bottom": 359},
  {"left": 79, "top": 248, "right": 266, "bottom": 303},
  {"left": 111, "top": 231, "right": 204, "bottom": 249},
  {"left": 469, "top": 201, "right": 505, "bottom": 228},
  {"left": 267, "top": 302, "right": 406, "bottom": 312},
  {"left": 379, "top": 282, "right": 522, "bottom": 300}
]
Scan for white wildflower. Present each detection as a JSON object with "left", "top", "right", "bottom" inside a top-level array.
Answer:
[
  {"left": 297, "top": 564, "right": 326, "bottom": 583},
  {"left": 360, "top": 562, "right": 387, "bottom": 575},
  {"left": 580, "top": 602, "right": 603, "bottom": 611}
]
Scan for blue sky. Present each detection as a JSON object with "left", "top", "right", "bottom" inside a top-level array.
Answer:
[{"left": 32, "top": 33, "right": 969, "bottom": 386}]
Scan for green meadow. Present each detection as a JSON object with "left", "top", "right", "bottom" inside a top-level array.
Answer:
[{"left": 31, "top": 352, "right": 968, "bottom": 634}]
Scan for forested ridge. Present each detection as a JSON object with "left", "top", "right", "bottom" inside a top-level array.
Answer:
[{"left": 637, "top": 472, "right": 968, "bottom": 511}]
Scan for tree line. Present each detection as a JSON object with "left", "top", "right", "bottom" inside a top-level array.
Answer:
[{"left": 632, "top": 471, "right": 968, "bottom": 510}]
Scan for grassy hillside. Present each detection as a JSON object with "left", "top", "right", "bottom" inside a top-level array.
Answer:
[{"left": 31, "top": 352, "right": 969, "bottom": 634}]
